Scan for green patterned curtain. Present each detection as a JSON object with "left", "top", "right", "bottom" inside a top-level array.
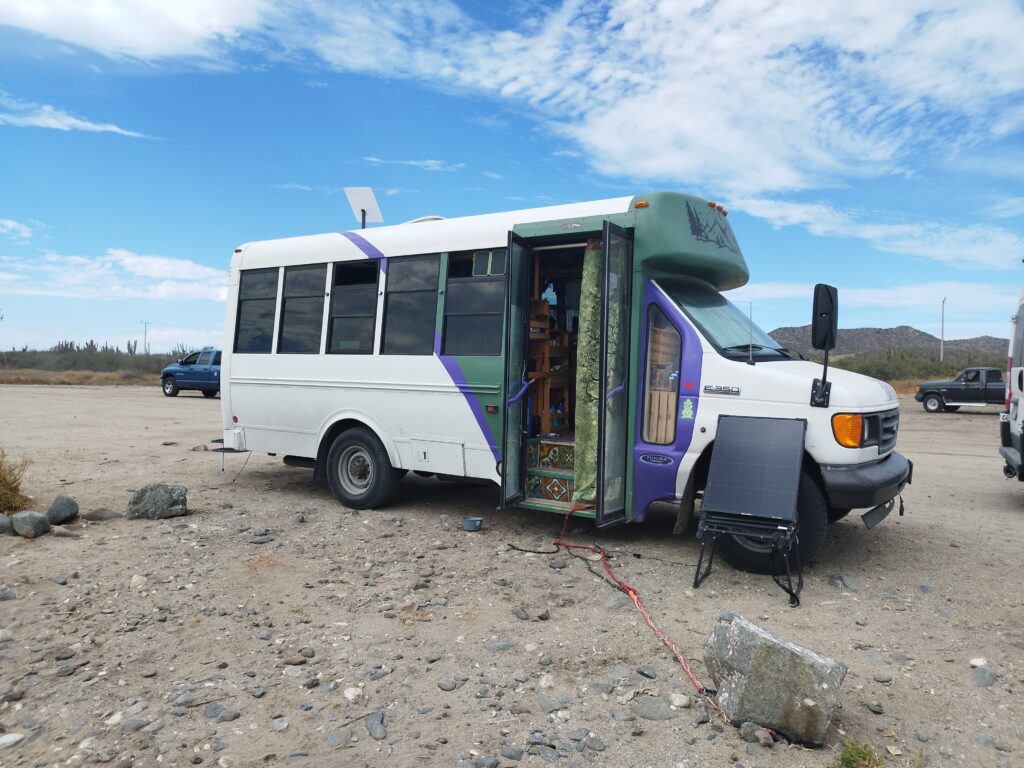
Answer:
[{"left": 572, "top": 239, "right": 602, "bottom": 505}]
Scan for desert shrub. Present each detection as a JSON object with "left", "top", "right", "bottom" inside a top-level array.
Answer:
[
  {"left": 831, "top": 737, "right": 883, "bottom": 768},
  {"left": 0, "top": 449, "right": 30, "bottom": 514}
]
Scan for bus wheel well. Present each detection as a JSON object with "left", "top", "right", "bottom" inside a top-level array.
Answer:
[{"left": 315, "top": 419, "right": 383, "bottom": 483}]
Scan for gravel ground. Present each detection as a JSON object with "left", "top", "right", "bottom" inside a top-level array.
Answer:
[{"left": 0, "top": 385, "right": 1021, "bottom": 768}]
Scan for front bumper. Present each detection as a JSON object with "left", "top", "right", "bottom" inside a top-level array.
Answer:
[
  {"left": 820, "top": 451, "right": 912, "bottom": 510},
  {"left": 913, "top": 392, "right": 923, "bottom": 402}
]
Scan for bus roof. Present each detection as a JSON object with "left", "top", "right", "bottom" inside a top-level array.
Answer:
[{"left": 235, "top": 196, "right": 635, "bottom": 270}]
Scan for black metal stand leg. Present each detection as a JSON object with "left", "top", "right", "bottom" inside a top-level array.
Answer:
[
  {"left": 771, "top": 539, "right": 803, "bottom": 608},
  {"left": 693, "top": 534, "right": 718, "bottom": 589}
]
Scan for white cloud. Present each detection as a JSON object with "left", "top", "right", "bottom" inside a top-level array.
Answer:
[
  {"left": 985, "top": 197, "right": 1024, "bottom": 220},
  {"left": 363, "top": 156, "right": 465, "bottom": 172},
  {"left": 0, "top": 248, "right": 227, "bottom": 301},
  {"left": 4, "top": 2, "right": 1022, "bottom": 195},
  {"left": 731, "top": 197, "right": 1024, "bottom": 270},
  {"left": 482, "top": 171, "right": 504, "bottom": 180},
  {"left": 0, "top": 91, "right": 147, "bottom": 137},
  {"left": 0, "top": 0, "right": 271, "bottom": 60},
  {"left": 0, "top": 218, "right": 32, "bottom": 241}
]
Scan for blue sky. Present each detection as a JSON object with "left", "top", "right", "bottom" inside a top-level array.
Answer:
[{"left": 1, "top": 0, "right": 1022, "bottom": 352}]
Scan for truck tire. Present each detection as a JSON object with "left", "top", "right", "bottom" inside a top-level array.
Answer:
[
  {"left": 325, "top": 427, "right": 403, "bottom": 510},
  {"left": 202, "top": 390, "right": 218, "bottom": 398},
  {"left": 162, "top": 377, "right": 179, "bottom": 397},
  {"left": 827, "top": 506, "right": 851, "bottom": 523},
  {"left": 922, "top": 393, "right": 944, "bottom": 413},
  {"left": 717, "top": 471, "right": 829, "bottom": 574}
]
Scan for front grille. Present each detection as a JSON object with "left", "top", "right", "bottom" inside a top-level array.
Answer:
[{"left": 878, "top": 407, "right": 899, "bottom": 454}]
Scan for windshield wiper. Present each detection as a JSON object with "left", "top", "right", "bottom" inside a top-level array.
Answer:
[{"left": 721, "top": 343, "right": 793, "bottom": 359}]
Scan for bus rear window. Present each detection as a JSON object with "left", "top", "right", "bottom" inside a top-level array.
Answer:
[{"left": 235, "top": 268, "right": 279, "bottom": 354}]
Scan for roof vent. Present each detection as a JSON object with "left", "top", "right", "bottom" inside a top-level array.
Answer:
[{"left": 404, "top": 215, "right": 446, "bottom": 224}]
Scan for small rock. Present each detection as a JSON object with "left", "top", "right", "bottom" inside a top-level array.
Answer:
[
  {"left": 83, "top": 507, "right": 122, "bottom": 521},
  {"left": 500, "top": 745, "right": 524, "bottom": 761},
  {"left": 739, "top": 722, "right": 760, "bottom": 742},
  {"left": 11, "top": 511, "right": 51, "bottom": 538},
  {"left": 916, "top": 731, "right": 930, "bottom": 743},
  {"left": 755, "top": 729, "right": 774, "bottom": 748},
  {"left": 284, "top": 656, "right": 307, "bottom": 666},
  {"left": 0, "top": 733, "right": 25, "bottom": 749},
  {"left": 364, "top": 711, "right": 386, "bottom": 741},
  {"left": 872, "top": 672, "right": 893, "bottom": 684},
  {"left": 344, "top": 687, "right": 363, "bottom": 703},
  {"left": 202, "top": 703, "right": 240, "bottom": 722},
  {"left": 438, "top": 679, "right": 457, "bottom": 691},
  {"left": 631, "top": 696, "right": 676, "bottom": 721},
  {"left": 50, "top": 525, "right": 79, "bottom": 538},
  {"left": 969, "top": 657, "right": 988, "bottom": 668},
  {"left": 865, "top": 701, "right": 884, "bottom": 714},
  {"left": 827, "top": 574, "right": 862, "bottom": 591},
  {"left": 130, "top": 574, "right": 148, "bottom": 591},
  {"left": 257, "top": 629, "right": 274, "bottom": 640},
  {"left": 46, "top": 495, "right": 79, "bottom": 525},
  {"left": 53, "top": 575, "right": 68, "bottom": 585},
  {"left": 637, "top": 666, "right": 658, "bottom": 679},
  {"left": 514, "top": 607, "right": 529, "bottom": 620},
  {"left": 300, "top": 647, "right": 315, "bottom": 658},
  {"left": 0, "top": 585, "right": 16, "bottom": 601},
  {"left": 119, "top": 719, "right": 149, "bottom": 733},
  {"left": 583, "top": 736, "right": 606, "bottom": 752},
  {"left": 972, "top": 667, "right": 997, "bottom": 687},
  {"left": 486, "top": 640, "right": 515, "bottom": 652},
  {"left": 127, "top": 483, "right": 188, "bottom": 520},
  {"left": 192, "top": 445, "right": 208, "bottom": 452},
  {"left": 669, "top": 693, "right": 691, "bottom": 708},
  {"left": 549, "top": 557, "right": 569, "bottom": 570},
  {"left": 271, "top": 717, "right": 288, "bottom": 732}
]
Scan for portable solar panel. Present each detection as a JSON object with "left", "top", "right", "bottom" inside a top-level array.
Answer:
[
  {"left": 701, "top": 416, "right": 806, "bottom": 522},
  {"left": 694, "top": 416, "right": 808, "bottom": 606}
]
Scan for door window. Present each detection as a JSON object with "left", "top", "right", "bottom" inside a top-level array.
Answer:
[
  {"left": 197, "top": 351, "right": 212, "bottom": 365},
  {"left": 181, "top": 352, "right": 199, "bottom": 365},
  {"left": 643, "top": 305, "right": 681, "bottom": 444}
]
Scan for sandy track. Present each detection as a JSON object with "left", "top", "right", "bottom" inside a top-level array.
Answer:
[{"left": 0, "top": 385, "right": 1020, "bottom": 767}]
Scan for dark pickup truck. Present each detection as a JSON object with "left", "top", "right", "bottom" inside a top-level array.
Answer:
[{"left": 914, "top": 367, "right": 1004, "bottom": 413}]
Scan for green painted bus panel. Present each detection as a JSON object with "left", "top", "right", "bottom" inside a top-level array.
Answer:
[
  {"left": 630, "top": 192, "right": 749, "bottom": 290},
  {"left": 452, "top": 353, "right": 504, "bottom": 454}
]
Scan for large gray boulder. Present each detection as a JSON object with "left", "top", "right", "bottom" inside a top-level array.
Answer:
[
  {"left": 11, "top": 511, "right": 51, "bottom": 539},
  {"left": 127, "top": 484, "right": 188, "bottom": 520},
  {"left": 704, "top": 612, "right": 846, "bottom": 745},
  {"left": 46, "top": 495, "right": 79, "bottom": 525},
  {"left": 0, "top": 515, "right": 12, "bottom": 535}
]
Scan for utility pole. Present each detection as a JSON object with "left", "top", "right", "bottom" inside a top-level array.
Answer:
[
  {"left": 940, "top": 297, "right": 946, "bottom": 363},
  {"left": 0, "top": 308, "right": 6, "bottom": 365},
  {"left": 141, "top": 320, "right": 151, "bottom": 355}
]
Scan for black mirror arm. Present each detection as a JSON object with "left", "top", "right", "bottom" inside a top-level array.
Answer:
[{"left": 811, "top": 349, "right": 832, "bottom": 407}]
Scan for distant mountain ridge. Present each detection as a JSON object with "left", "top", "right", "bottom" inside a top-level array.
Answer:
[{"left": 768, "top": 324, "right": 1008, "bottom": 358}]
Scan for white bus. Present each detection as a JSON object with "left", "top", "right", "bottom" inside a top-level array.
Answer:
[{"left": 221, "top": 192, "right": 911, "bottom": 572}]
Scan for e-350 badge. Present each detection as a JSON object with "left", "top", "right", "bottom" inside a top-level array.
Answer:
[{"left": 703, "top": 384, "right": 741, "bottom": 396}]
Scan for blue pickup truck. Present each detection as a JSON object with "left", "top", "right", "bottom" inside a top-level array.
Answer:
[{"left": 161, "top": 348, "right": 221, "bottom": 397}]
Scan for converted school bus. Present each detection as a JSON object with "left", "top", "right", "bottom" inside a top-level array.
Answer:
[{"left": 221, "top": 192, "right": 911, "bottom": 573}]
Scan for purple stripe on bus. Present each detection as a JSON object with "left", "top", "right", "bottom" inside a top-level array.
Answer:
[
  {"left": 434, "top": 331, "right": 501, "bottom": 463},
  {"left": 340, "top": 231, "right": 388, "bottom": 274}
]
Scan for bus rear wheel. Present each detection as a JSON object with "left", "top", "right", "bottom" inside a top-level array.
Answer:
[
  {"left": 325, "top": 428, "right": 402, "bottom": 510},
  {"left": 716, "top": 471, "right": 829, "bottom": 574}
]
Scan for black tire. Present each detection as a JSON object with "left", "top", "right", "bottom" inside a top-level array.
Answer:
[
  {"left": 202, "top": 390, "right": 218, "bottom": 398},
  {"left": 325, "top": 427, "right": 402, "bottom": 510},
  {"left": 922, "top": 394, "right": 944, "bottom": 413},
  {"left": 827, "top": 507, "right": 851, "bottom": 523},
  {"left": 717, "top": 471, "right": 829, "bottom": 574},
  {"left": 944, "top": 405, "right": 959, "bottom": 413},
  {"left": 162, "top": 377, "right": 179, "bottom": 397}
]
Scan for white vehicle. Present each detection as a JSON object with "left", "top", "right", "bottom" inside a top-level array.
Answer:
[
  {"left": 1000, "top": 287, "right": 1024, "bottom": 479},
  {"left": 221, "top": 192, "right": 911, "bottom": 572}
]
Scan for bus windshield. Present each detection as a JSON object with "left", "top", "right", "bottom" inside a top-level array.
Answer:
[{"left": 659, "top": 279, "right": 794, "bottom": 360}]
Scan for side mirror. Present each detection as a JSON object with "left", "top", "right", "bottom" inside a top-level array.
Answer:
[
  {"left": 176, "top": 358, "right": 183, "bottom": 364},
  {"left": 811, "top": 284, "right": 838, "bottom": 351}
]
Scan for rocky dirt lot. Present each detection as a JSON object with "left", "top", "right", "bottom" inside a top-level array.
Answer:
[{"left": 0, "top": 386, "right": 1021, "bottom": 768}]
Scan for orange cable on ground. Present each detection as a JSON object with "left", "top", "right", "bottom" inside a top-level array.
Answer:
[{"left": 552, "top": 507, "right": 731, "bottom": 724}]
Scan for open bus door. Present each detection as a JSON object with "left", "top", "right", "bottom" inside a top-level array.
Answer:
[
  {"left": 500, "top": 232, "right": 531, "bottom": 509},
  {"left": 596, "top": 221, "right": 633, "bottom": 529}
]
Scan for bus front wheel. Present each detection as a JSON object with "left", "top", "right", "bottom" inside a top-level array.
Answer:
[
  {"left": 716, "top": 471, "right": 829, "bottom": 574},
  {"left": 325, "top": 428, "right": 402, "bottom": 510}
]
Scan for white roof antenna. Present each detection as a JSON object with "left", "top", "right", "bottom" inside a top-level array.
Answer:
[{"left": 343, "top": 187, "right": 384, "bottom": 229}]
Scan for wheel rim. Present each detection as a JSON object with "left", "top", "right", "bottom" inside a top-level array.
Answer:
[
  {"left": 163, "top": 379, "right": 173, "bottom": 393},
  {"left": 925, "top": 397, "right": 939, "bottom": 412},
  {"left": 337, "top": 446, "right": 373, "bottom": 496}
]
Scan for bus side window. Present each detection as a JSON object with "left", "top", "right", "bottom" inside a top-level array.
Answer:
[
  {"left": 278, "top": 264, "right": 327, "bottom": 354},
  {"left": 642, "top": 304, "right": 681, "bottom": 445},
  {"left": 329, "top": 261, "right": 380, "bottom": 354},
  {"left": 382, "top": 255, "right": 440, "bottom": 355},
  {"left": 235, "top": 268, "right": 279, "bottom": 354},
  {"left": 443, "top": 250, "right": 505, "bottom": 356}
]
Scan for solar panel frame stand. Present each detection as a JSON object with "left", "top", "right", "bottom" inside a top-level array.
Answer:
[{"left": 692, "top": 416, "right": 808, "bottom": 607}]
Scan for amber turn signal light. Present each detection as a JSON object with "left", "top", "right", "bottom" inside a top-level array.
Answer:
[{"left": 831, "top": 413, "right": 863, "bottom": 448}]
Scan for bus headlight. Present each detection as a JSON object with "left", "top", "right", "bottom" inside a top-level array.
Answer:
[{"left": 831, "top": 413, "right": 864, "bottom": 448}]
